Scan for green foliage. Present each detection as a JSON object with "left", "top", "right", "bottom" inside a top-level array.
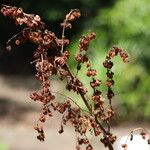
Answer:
[
  {"left": 0, "top": 142, "right": 8, "bottom": 150},
  {"left": 95, "top": 0, "right": 150, "bottom": 68}
]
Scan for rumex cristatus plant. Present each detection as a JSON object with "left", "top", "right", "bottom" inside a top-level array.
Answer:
[{"left": 1, "top": 4, "right": 149, "bottom": 150}]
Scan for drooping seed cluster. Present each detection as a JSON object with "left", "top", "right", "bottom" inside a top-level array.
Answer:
[
  {"left": 121, "top": 128, "right": 150, "bottom": 150},
  {"left": 103, "top": 46, "right": 129, "bottom": 105},
  {"left": 75, "top": 32, "right": 96, "bottom": 64},
  {"left": 2, "top": 5, "right": 130, "bottom": 150},
  {"left": 1, "top": 5, "right": 45, "bottom": 29}
]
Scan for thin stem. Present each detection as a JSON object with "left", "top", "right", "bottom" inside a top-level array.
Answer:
[
  {"left": 61, "top": 23, "right": 66, "bottom": 54},
  {"left": 30, "top": 58, "right": 40, "bottom": 64},
  {"left": 6, "top": 28, "right": 29, "bottom": 46},
  {"left": 63, "top": 64, "right": 114, "bottom": 150},
  {"left": 7, "top": 31, "right": 23, "bottom": 44},
  {"left": 52, "top": 91, "right": 89, "bottom": 114},
  {"left": 124, "top": 127, "right": 150, "bottom": 145},
  {"left": 41, "top": 54, "right": 45, "bottom": 87},
  {"left": 60, "top": 10, "right": 74, "bottom": 54}
]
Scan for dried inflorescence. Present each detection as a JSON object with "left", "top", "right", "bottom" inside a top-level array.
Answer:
[
  {"left": 103, "top": 46, "right": 129, "bottom": 104},
  {"left": 1, "top": 5, "right": 130, "bottom": 150},
  {"left": 61, "top": 9, "right": 81, "bottom": 29},
  {"left": 1, "top": 5, "right": 45, "bottom": 29}
]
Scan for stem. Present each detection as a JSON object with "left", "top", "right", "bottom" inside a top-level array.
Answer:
[
  {"left": 41, "top": 54, "right": 46, "bottom": 88},
  {"left": 63, "top": 64, "right": 92, "bottom": 112},
  {"left": 95, "top": 117, "right": 114, "bottom": 150},
  {"left": 60, "top": 9, "right": 75, "bottom": 54},
  {"left": 59, "top": 9, "right": 114, "bottom": 150},
  {"left": 63, "top": 64, "right": 114, "bottom": 150},
  {"left": 51, "top": 91, "right": 89, "bottom": 114},
  {"left": 124, "top": 127, "right": 150, "bottom": 145},
  {"left": 60, "top": 24, "right": 65, "bottom": 54}
]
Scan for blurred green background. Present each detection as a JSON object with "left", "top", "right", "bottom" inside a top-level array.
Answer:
[{"left": 0, "top": 0, "right": 149, "bottom": 123}]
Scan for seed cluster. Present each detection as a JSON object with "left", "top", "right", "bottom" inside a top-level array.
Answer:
[
  {"left": 103, "top": 46, "right": 129, "bottom": 104},
  {"left": 121, "top": 128, "right": 150, "bottom": 150},
  {"left": 1, "top": 5, "right": 44, "bottom": 29},
  {"left": 1, "top": 5, "right": 130, "bottom": 150},
  {"left": 61, "top": 9, "right": 81, "bottom": 29}
]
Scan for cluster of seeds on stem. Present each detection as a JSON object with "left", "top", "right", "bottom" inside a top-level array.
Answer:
[
  {"left": 1, "top": 5, "right": 130, "bottom": 150},
  {"left": 1, "top": 5, "right": 45, "bottom": 29}
]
